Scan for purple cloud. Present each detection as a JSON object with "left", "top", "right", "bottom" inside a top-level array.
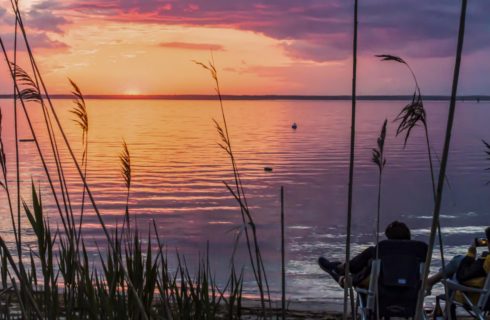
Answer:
[
  {"left": 0, "top": 32, "right": 69, "bottom": 51},
  {"left": 2, "top": 0, "right": 489, "bottom": 63},
  {"left": 27, "top": 9, "right": 70, "bottom": 33},
  {"left": 56, "top": 0, "right": 490, "bottom": 62},
  {"left": 0, "top": 1, "right": 70, "bottom": 34}
]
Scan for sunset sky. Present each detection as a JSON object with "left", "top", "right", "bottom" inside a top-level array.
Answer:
[{"left": 0, "top": 0, "right": 489, "bottom": 95}]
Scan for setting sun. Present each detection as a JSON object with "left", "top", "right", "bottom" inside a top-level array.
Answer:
[{"left": 124, "top": 88, "right": 142, "bottom": 95}]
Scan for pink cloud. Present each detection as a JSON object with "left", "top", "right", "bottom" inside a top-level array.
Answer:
[{"left": 161, "top": 3, "right": 172, "bottom": 11}]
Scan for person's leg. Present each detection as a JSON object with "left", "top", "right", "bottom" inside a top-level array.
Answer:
[
  {"left": 348, "top": 246, "right": 375, "bottom": 274},
  {"left": 319, "top": 246, "right": 375, "bottom": 288},
  {"left": 427, "top": 255, "right": 465, "bottom": 287}
]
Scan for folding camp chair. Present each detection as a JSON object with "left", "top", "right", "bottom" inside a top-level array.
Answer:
[
  {"left": 355, "top": 240, "right": 428, "bottom": 319},
  {"left": 443, "top": 271, "right": 490, "bottom": 320}
]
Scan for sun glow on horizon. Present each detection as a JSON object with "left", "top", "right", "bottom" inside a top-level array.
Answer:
[{"left": 124, "top": 88, "right": 142, "bottom": 95}]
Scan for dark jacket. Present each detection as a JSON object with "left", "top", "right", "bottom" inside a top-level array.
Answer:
[{"left": 456, "top": 251, "right": 489, "bottom": 283}]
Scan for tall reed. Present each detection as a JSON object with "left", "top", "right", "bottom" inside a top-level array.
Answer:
[
  {"left": 280, "top": 186, "right": 286, "bottom": 320},
  {"left": 121, "top": 140, "right": 132, "bottom": 227},
  {"left": 344, "top": 0, "right": 359, "bottom": 318},
  {"left": 13, "top": 12, "right": 21, "bottom": 262},
  {"left": 415, "top": 0, "right": 468, "bottom": 318},
  {"left": 484, "top": 140, "right": 490, "bottom": 184},
  {"left": 0, "top": 109, "right": 43, "bottom": 316},
  {"left": 195, "top": 58, "right": 271, "bottom": 315},
  {"left": 372, "top": 119, "right": 387, "bottom": 320},
  {"left": 375, "top": 54, "right": 434, "bottom": 190},
  {"left": 0, "top": 107, "right": 37, "bottom": 317},
  {"left": 70, "top": 79, "right": 89, "bottom": 247},
  {"left": 372, "top": 119, "right": 387, "bottom": 253},
  {"left": 24, "top": 183, "right": 59, "bottom": 318},
  {"left": 376, "top": 53, "right": 452, "bottom": 316},
  {"left": 0, "top": 108, "right": 20, "bottom": 254}
]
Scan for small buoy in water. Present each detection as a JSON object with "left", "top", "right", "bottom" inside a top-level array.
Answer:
[
  {"left": 291, "top": 122, "right": 297, "bottom": 129},
  {"left": 264, "top": 167, "right": 273, "bottom": 172}
]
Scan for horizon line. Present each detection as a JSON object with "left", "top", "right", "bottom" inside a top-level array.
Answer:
[{"left": 0, "top": 94, "right": 489, "bottom": 101}]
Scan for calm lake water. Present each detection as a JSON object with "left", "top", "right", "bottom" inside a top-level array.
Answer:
[{"left": 0, "top": 98, "right": 489, "bottom": 303}]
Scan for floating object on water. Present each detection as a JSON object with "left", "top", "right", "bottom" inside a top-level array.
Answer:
[
  {"left": 264, "top": 167, "right": 273, "bottom": 172},
  {"left": 291, "top": 122, "right": 297, "bottom": 129}
]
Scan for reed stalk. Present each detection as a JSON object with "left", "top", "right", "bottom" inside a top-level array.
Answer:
[
  {"left": 13, "top": 12, "right": 21, "bottom": 261},
  {"left": 372, "top": 119, "right": 387, "bottom": 254},
  {"left": 17, "top": 38, "right": 77, "bottom": 233},
  {"left": 280, "top": 186, "right": 286, "bottom": 320},
  {"left": 0, "top": 108, "right": 32, "bottom": 316},
  {"left": 0, "top": 49, "right": 70, "bottom": 244},
  {"left": 121, "top": 140, "right": 132, "bottom": 228},
  {"left": 0, "top": 109, "right": 20, "bottom": 254},
  {"left": 195, "top": 58, "right": 271, "bottom": 316},
  {"left": 376, "top": 52, "right": 452, "bottom": 317},
  {"left": 484, "top": 140, "right": 490, "bottom": 184},
  {"left": 69, "top": 79, "right": 89, "bottom": 248},
  {"left": 344, "top": 0, "right": 358, "bottom": 318},
  {"left": 372, "top": 119, "right": 387, "bottom": 320},
  {"left": 415, "top": 0, "right": 468, "bottom": 318},
  {"left": 23, "top": 183, "right": 59, "bottom": 317},
  {"left": 0, "top": 232, "right": 42, "bottom": 318}
]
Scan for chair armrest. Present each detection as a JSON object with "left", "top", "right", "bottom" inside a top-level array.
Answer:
[
  {"left": 355, "top": 287, "right": 369, "bottom": 295},
  {"left": 445, "top": 279, "right": 486, "bottom": 294}
]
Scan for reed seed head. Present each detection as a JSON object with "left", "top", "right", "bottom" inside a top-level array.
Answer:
[
  {"left": 120, "top": 140, "right": 131, "bottom": 191},
  {"left": 10, "top": 63, "right": 42, "bottom": 103},
  {"left": 375, "top": 54, "right": 407, "bottom": 65},
  {"left": 395, "top": 93, "right": 426, "bottom": 146},
  {"left": 372, "top": 119, "right": 388, "bottom": 172},
  {"left": 69, "top": 78, "right": 88, "bottom": 134}
]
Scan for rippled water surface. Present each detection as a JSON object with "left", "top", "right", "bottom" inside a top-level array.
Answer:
[{"left": 0, "top": 99, "right": 489, "bottom": 303}]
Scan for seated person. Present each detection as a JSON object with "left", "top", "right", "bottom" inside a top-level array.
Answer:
[
  {"left": 318, "top": 220, "right": 411, "bottom": 287},
  {"left": 427, "top": 226, "right": 490, "bottom": 294}
]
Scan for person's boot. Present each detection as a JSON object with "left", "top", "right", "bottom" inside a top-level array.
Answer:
[{"left": 318, "top": 257, "right": 341, "bottom": 282}]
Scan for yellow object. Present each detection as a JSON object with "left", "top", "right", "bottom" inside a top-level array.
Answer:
[{"left": 454, "top": 254, "right": 490, "bottom": 304}]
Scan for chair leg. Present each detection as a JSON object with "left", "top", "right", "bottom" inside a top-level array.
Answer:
[
  {"left": 449, "top": 303, "right": 456, "bottom": 320},
  {"left": 350, "top": 287, "right": 357, "bottom": 320},
  {"left": 356, "top": 293, "right": 371, "bottom": 320},
  {"left": 356, "top": 293, "right": 365, "bottom": 320}
]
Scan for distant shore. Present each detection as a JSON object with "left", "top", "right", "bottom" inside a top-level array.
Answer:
[{"left": 0, "top": 94, "right": 489, "bottom": 101}]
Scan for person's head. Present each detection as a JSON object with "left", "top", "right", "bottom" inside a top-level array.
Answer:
[{"left": 385, "top": 221, "right": 411, "bottom": 240}]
